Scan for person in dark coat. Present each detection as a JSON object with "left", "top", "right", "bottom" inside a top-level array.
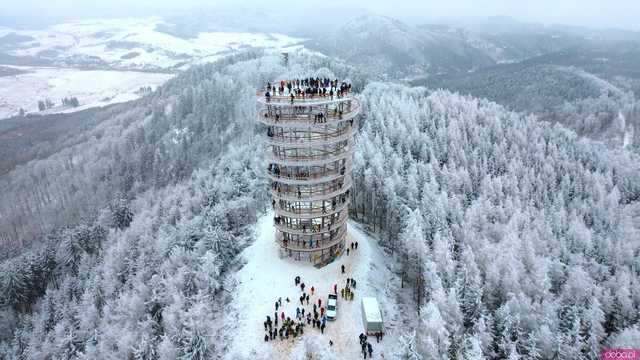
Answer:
[
  {"left": 341, "top": 264, "right": 345, "bottom": 274},
  {"left": 264, "top": 334, "right": 269, "bottom": 342},
  {"left": 367, "top": 343, "right": 373, "bottom": 358}
]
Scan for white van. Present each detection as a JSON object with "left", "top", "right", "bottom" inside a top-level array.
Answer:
[{"left": 326, "top": 294, "right": 338, "bottom": 320}]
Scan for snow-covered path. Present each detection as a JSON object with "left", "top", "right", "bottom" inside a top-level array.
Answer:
[{"left": 224, "top": 211, "right": 398, "bottom": 359}]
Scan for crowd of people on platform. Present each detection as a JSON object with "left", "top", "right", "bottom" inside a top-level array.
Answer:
[{"left": 264, "top": 78, "right": 352, "bottom": 103}]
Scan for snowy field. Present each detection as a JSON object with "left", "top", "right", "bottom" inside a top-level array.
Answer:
[
  {"left": 221, "top": 212, "right": 405, "bottom": 360},
  {"left": 0, "top": 17, "right": 304, "bottom": 70},
  {"left": 0, "top": 66, "right": 173, "bottom": 119}
]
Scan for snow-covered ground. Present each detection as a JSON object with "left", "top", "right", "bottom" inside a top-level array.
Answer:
[
  {"left": 0, "top": 66, "right": 173, "bottom": 119},
  {"left": 221, "top": 212, "right": 405, "bottom": 360},
  {"left": 0, "top": 17, "right": 304, "bottom": 71}
]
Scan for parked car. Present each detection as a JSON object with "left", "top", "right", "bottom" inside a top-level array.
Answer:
[{"left": 326, "top": 294, "right": 338, "bottom": 320}]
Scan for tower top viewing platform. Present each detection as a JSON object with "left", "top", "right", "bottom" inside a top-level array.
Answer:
[
  {"left": 257, "top": 78, "right": 359, "bottom": 129},
  {"left": 257, "top": 78, "right": 354, "bottom": 106}
]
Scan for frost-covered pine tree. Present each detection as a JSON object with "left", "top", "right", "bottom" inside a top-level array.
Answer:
[
  {"left": 395, "top": 330, "right": 423, "bottom": 360},
  {"left": 419, "top": 300, "right": 450, "bottom": 360},
  {"left": 399, "top": 209, "right": 428, "bottom": 309},
  {"left": 461, "top": 334, "right": 486, "bottom": 360}
]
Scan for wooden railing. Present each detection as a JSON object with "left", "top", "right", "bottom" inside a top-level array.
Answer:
[
  {"left": 266, "top": 160, "right": 352, "bottom": 185},
  {"left": 257, "top": 90, "right": 354, "bottom": 104},
  {"left": 258, "top": 101, "right": 360, "bottom": 124},
  {"left": 270, "top": 177, "right": 352, "bottom": 202},
  {"left": 274, "top": 211, "right": 348, "bottom": 235},
  {"left": 267, "top": 145, "right": 354, "bottom": 166},
  {"left": 276, "top": 225, "right": 348, "bottom": 252},
  {"left": 275, "top": 198, "right": 349, "bottom": 218},
  {"left": 266, "top": 125, "right": 354, "bottom": 145}
]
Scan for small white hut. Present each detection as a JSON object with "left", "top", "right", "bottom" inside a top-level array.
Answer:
[{"left": 361, "top": 297, "right": 383, "bottom": 334}]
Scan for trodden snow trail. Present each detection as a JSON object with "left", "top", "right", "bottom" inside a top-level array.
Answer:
[{"left": 224, "top": 211, "right": 397, "bottom": 359}]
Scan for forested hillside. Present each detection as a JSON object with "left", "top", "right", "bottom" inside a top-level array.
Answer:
[
  {"left": 0, "top": 50, "right": 365, "bottom": 251},
  {"left": 0, "top": 51, "right": 365, "bottom": 358},
  {"left": 414, "top": 45, "right": 640, "bottom": 152},
  {"left": 351, "top": 84, "right": 640, "bottom": 358},
  {"left": 1, "top": 51, "right": 640, "bottom": 359}
]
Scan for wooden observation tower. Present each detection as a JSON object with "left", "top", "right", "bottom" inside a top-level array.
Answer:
[{"left": 258, "top": 78, "right": 359, "bottom": 266}]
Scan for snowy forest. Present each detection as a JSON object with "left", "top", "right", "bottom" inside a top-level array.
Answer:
[
  {"left": 0, "top": 46, "right": 639, "bottom": 359},
  {"left": 351, "top": 83, "right": 640, "bottom": 358}
]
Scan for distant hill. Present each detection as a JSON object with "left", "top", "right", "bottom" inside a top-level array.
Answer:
[
  {"left": 0, "top": 18, "right": 303, "bottom": 71},
  {"left": 307, "top": 15, "right": 496, "bottom": 79},
  {"left": 412, "top": 44, "right": 640, "bottom": 150},
  {"left": 307, "top": 15, "right": 599, "bottom": 80}
]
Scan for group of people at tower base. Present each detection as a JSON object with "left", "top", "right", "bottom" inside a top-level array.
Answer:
[
  {"left": 264, "top": 78, "right": 352, "bottom": 103},
  {"left": 262, "top": 275, "right": 330, "bottom": 345},
  {"left": 260, "top": 241, "right": 381, "bottom": 357}
]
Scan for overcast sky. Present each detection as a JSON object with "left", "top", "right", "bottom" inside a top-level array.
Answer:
[{"left": 0, "top": 0, "right": 638, "bottom": 31}]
